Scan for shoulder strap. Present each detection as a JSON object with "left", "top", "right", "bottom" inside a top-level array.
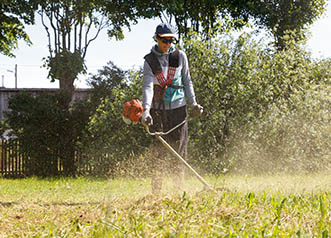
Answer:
[
  {"left": 169, "top": 49, "right": 179, "bottom": 68},
  {"left": 144, "top": 53, "right": 162, "bottom": 74},
  {"left": 144, "top": 49, "right": 180, "bottom": 74}
]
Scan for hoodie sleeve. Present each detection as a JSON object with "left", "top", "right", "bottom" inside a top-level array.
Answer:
[
  {"left": 142, "top": 60, "right": 154, "bottom": 110},
  {"left": 180, "top": 50, "right": 197, "bottom": 105}
]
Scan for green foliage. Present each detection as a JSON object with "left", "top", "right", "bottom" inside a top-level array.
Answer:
[
  {"left": 78, "top": 64, "right": 151, "bottom": 177},
  {"left": 143, "top": 0, "right": 325, "bottom": 45},
  {"left": 159, "top": 0, "right": 251, "bottom": 38},
  {"left": 78, "top": 30, "right": 331, "bottom": 177},
  {"left": 0, "top": 0, "right": 37, "bottom": 56},
  {"left": 4, "top": 92, "right": 90, "bottom": 177},
  {"left": 45, "top": 50, "right": 86, "bottom": 82},
  {"left": 229, "top": 84, "right": 331, "bottom": 174},
  {"left": 37, "top": 0, "right": 150, "bottom": 101},
  {"left": 38, "top": 0, "right": 134, "bottom": 52},
  {"left": 184, "top": 31, "right": 330, "bottom": 173},
  {"left": 247, "top": 0, "right": 326, "bottom": 49},
  {"left": 1, "top": 1, "right": 328, "bottom": 178},
  {"left": 86, "top": 61, "right": 129, "bottom": 108}
]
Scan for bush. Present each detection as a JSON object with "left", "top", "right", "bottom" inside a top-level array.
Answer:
[
  {"left": 4, "top": 92, "right": 90, "bottom": 177},
  {"left": 184, "top": 31, "right": 331, "bottom": 174},
  {"left": 228, "top": 84, "right": 331, "bottom": 174},
  {"left": 77, "top": 33, "right": 331, "bottom": 177},
  {"left": 77, "top": 64, "right": 152, "bottom": 177}
]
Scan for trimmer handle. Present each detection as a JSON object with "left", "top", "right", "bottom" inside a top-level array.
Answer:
[{"left": 142, "top": 117, "right": 188, "bottom": 136}]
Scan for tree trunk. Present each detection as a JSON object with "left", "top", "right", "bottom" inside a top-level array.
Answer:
[
  {"left": 59, "top": 75, "right": 76, "bottom": 176},
  {"left": 59, "top": 75, "right": 75, "bottom": 108}
]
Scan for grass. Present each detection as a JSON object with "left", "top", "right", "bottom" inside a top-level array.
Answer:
[{"left": 0, "top": 174, "right": 331, "bottom": 237}]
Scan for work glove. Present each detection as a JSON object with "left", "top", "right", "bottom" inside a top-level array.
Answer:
[
  {"left": 191, "top": 103, "right": 203, "bottom": 118},
  {"left": 142, "top": 109, "right": 153, "bottom": 126}
]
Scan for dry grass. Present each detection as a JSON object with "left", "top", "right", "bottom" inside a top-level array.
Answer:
[{"left": 0, "top": 174, "right": 331, "bottom": 237}]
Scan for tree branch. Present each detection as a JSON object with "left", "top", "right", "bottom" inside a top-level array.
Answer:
[
  {"left": 74, "top": 21, "right": 78, "bottom": 51},
  {"left": 78, "top": 13, "right": 83, "bottom": 52},
  {"left": 65, "top": 4, "right": 71, "bottom": 51},
  {"left": 82, "top": 16, "right": 107, "bottom": 58},
  {"left": 84, "top": 13, "right": 93, "bottom": 49},
  {"left": 54, "top": 6, "right": 62, "bottom": 51},
  {"left": 47, "top": 7, "right": 58, "bottom": 53},
  {"left": 39, "top": 9, "right": 53, "bottom": 58}
]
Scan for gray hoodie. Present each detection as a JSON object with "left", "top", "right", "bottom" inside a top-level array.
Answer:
[{"left": 142, "top": 45, "right": 197, "bottom": 110}]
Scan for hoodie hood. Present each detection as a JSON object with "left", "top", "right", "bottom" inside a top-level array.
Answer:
[{"left": 151, "top": 44, "right": 176, "bottom": 56}]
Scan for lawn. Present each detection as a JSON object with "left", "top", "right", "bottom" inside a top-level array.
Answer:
[{"left": 0, "top": 174, "right": 331, "bottom": 237}]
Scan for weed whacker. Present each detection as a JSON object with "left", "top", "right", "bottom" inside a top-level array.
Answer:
[
  {"left": 143, "top": 119, "right": 215, "bottom": 192},
  {"left": 122, "top": 99, "right": 215, "bottom": 192}
]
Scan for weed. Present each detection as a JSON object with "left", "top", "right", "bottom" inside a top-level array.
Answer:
[{"left": 1, "top": 175, "right": 331, "bottom": 236}]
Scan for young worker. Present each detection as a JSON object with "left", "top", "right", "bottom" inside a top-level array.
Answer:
[{"left": 141, "top": 23, "right": 203, "bottom": 194}]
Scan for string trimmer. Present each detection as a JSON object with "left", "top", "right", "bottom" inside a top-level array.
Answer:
[{"left": 122, "top": 99, "right": 215, "bottom": 192}]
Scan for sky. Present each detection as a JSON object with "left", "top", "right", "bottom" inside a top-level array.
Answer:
[{"left": 0, "top": 3, "right": 331, "bottom": 89}]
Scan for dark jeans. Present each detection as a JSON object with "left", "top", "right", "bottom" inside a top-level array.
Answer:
[{"left": 149, "top": 106, "right": 188, "bottom": 193}]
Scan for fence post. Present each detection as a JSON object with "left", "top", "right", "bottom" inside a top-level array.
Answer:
[
  {"left": 0, "top": 139, "right": 3, "bottom": 174},
  {"left": 0, "top": 139, "right": 25, "bottom": 178}
]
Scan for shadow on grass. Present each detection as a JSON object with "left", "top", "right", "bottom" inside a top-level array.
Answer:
[
  {"left": 0, "top": 202, "right": 17, "bottom": 207},
  {"left": 41, "top": 201, "right": 102, "bottom": 207}
]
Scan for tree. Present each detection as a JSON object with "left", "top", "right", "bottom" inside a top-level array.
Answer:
[
  {"left": 151, "top": 0, "right": 325, "bottom": 48},
  {"left": 38, "top": 0, "right": 141, "bottom": 107},
  {"left": 87, "top": 61, "right": 129, "bottom": 108},
  {"left": 0, "top": 0, "right": 38, "bottom": 56},
  {"left": 145, "top": 0, "right": 252, "bottom": 39},
  {"left": 78, "top": 63, "right": 151, "bottom": 177},
  {"left": 36, "top": 0, "right": 145, "bottom": 175},
  {"left": 247, "top": 0, "right": 326, "bottom": 50}
]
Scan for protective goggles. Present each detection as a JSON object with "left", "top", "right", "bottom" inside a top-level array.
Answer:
[
  {"left": 161, "top": 38, "right": 175, "bottom": 44},
  {"left": 158, "top": 37, "right": 176, "bottom": 44}
]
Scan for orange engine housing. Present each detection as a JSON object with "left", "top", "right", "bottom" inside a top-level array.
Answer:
[{"left": 122, "top": 99, "right": 143, "bottom": 122}]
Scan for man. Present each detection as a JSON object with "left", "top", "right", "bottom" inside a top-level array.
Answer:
[{"left": 142, "top": 23, "right": 203, "bottom": 194}]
